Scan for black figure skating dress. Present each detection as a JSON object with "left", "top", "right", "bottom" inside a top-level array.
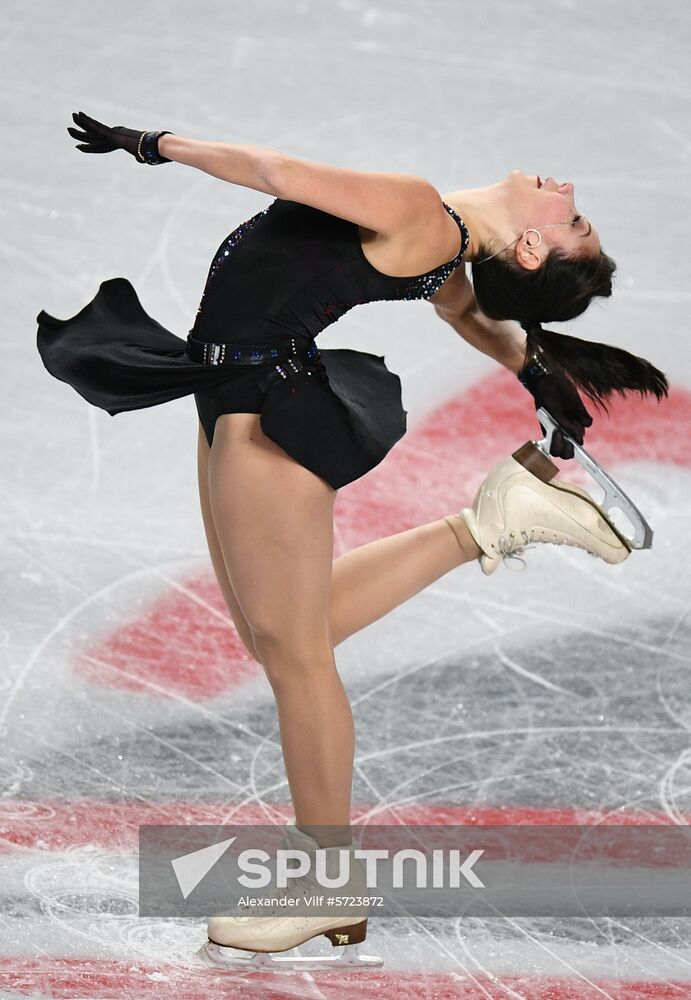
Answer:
[{"left": 37, "top": 198, "right": 469, "bottom": 489}]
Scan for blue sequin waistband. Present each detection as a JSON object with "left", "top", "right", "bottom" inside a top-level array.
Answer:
[
  {"left": 186, "top": 332, "right": 317, "bottom": 367},
  {"left": 186, "top": 331, "right": 328, "bottom": 395}
]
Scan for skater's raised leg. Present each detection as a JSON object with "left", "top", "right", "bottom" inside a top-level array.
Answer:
[{"left": 199, "top": 423, "right": 629, "bottom": 657}]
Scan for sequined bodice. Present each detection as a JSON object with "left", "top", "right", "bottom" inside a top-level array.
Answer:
[{"left": 190, "top": 197, "right": 469, "bottom": 345}]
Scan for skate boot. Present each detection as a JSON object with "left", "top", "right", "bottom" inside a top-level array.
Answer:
[
  {"left": 198, "top": 825, "right": 382, "bottom": 972},
  {"left": 444, "top": 444, "right": 632, "bottom": 576}
]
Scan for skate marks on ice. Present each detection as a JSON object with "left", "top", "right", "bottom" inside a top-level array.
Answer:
[
  {"left": 3, "top": 603, "right": 691, "bottom": 992},
  {"left": 3, "top": 375, "right": 691, "bottom": 993},
  {"left": 6, "top": 0, "right": 691, "bottom": 983}
]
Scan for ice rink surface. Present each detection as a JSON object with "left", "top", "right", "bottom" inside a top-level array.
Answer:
[{"left": 2, "top": 0, "right": 691, "bottom": 996}]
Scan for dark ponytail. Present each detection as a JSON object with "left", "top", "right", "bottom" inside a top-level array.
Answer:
[
  {"left": 471, "top": 245, "right": 669, "bottom": 409},
  {"left": 521, "top": 321, "right": 669, "bottom": 411}
]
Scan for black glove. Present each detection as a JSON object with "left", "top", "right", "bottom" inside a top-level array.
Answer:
[
  {"left": 67, "top": 111, "right": 174, "bottom": 164},
  {"left": 518, "top": 356, "right": 593, "bottom": 459}
]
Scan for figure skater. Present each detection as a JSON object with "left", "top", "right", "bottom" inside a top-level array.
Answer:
[{"left": 36, "top": 113, "right": 668, "bottom": 969}]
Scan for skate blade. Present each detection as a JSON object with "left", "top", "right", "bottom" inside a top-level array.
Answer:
[
  {"left": 526, "top": 407, "right": 653, "bottom": 549},
  {"left": 198, "top": 939, "right": 383, "bottom": 973}
]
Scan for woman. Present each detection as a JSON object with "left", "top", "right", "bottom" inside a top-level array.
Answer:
[{"left": 37, "top": 113, "right": 667, "bottom": 963}]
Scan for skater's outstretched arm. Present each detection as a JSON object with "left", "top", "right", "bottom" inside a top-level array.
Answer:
[
  {"left": 157, "top": 133, "right": 445, "bottom": 234},
  {"left": 68, "top": 112, "right": 447, "bottom": 235}
]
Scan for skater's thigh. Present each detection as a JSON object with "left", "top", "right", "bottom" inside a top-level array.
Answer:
[
  {"left": 196, "top": 423, "right": 259, "bottom": 662},
  {"left": 207, "top": 413, "right": 337, "bottom": 651}
]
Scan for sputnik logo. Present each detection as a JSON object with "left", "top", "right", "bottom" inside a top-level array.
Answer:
[{"left": 171, "top": 837, "right": 236, "bottom": 899}]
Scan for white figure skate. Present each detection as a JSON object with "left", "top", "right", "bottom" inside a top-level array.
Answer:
[
  {"left": 445, "top": 408, "right": 653, "bottom": 575},
  {"left": 197, "top": 826, "right": 383, "bottom": 973}
]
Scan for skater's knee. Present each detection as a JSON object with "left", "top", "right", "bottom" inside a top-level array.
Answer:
[
  {"left": 251, "top": 625, "right": 332, "bottom": 663},
  {"left": 251, "top": 628, "right": 335, "bottom": 686}
]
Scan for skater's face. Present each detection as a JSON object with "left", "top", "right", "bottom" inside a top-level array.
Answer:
[{"left": 502, "top": 171, "right": 601, "bottom": 267}]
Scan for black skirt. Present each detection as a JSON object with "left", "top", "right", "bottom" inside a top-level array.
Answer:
[{"left": 36, "top": 277, "right": 408, "bottom": 490}]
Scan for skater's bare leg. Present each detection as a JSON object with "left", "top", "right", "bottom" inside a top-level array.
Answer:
[
  {"left": 198, "top": 424, "right": 479, "bottom": 657},
  {"left": 329, "top": 519, "right": 479, "bottom": 646},
  {"left": 197, "top": 426, "right": 260, "bottom": 662},
  {"left": 206, "top": 414, "right": 353, "bottom": 845}
]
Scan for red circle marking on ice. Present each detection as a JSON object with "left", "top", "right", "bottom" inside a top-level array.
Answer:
[
  {"left": 72, "top": 372, "right": 690, "bottom": 701},
  {"left": 73, "top": 573, "right": 257, "bottom": 700}
]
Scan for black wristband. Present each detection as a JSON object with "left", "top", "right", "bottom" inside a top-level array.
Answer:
[
  {"left": 138, "top": 130, "right": 174, "bottom": 165},
  {"left": 518, "top": 351, "right": 551, "bottom": 390}
]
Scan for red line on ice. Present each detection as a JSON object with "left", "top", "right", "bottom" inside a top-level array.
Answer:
[
  {"left": 1, "top": 800, "right": 687, "bottom": 853},
  {"left": 0, "top": 957, "right": 688, "bottom": 998}
]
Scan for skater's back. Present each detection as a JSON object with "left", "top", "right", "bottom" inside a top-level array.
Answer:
[{"left": 190, "top": 198, "right": 469, "bottom": 345}]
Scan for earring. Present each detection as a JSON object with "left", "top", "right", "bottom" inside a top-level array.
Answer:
[{"left": 523, "top": 228, "right": 543, "bottom": 248}]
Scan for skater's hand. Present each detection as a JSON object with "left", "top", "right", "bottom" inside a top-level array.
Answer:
[
  {"left": 66, "top": 111, "right": 173, "bottom": 164},
  {"left": 528, "top": 371, "right": 593, "bottom": 460}
]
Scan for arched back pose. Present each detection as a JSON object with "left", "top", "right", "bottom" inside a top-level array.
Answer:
[{"left": 37, "top": 114, "right": 668, "bottom": 971}]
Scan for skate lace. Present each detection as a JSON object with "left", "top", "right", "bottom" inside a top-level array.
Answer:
[
  {"left": 492, "top": 528, "right": 602, "bottom": 570},
  {"left": 491, "top": 531, "right": 539, "bottom": 572},
  {"left": 493, "top": 527, "right": 596, "bottom": 570}
]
